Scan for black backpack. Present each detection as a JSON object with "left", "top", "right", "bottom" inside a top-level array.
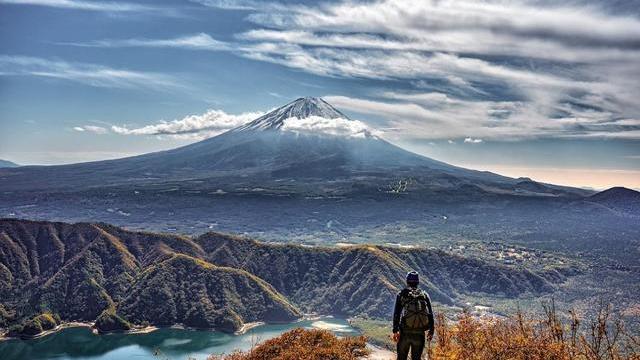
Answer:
[{"left": 400, "top": 288, "right": 431, "bottom": 331}]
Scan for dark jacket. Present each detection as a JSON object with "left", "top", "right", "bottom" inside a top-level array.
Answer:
[{"left": 392, "top": 287, "right": 434, "bottom": 335}]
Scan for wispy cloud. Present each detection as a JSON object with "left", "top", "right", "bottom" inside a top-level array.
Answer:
[
  {"left": 0, "top": 55, "right": 181, "bottom": 90},
  {"left": 325, "top": 92, "right": 639, "bottom": 141},
  {"left": 229, "top": 0, "right": 639, "bottom": 140},
  {"left": 60, "top": 33, "right": 229, "bottom": 51},
  {"left": 0, "top": 0, "right": 169, "bottom": 13},
  {"left": 73, "top": 125, "right": 107, "bottom": 134},
  {"left": 111, "top": 109, "right": 263, "bottom": 139},
  {"left": 190, "top": 0, "right": 283, "bottom": 11},
  {"left": 242, "top": 0, "right": 640, "bottom": 52}
]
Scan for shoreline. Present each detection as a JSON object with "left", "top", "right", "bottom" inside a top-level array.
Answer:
[
  {"left": 0, "top": 322, "right": 161, "bottom": 341},
  {"left": 0, "top": 319, "right": 271, "bottom": 341},
  {"left": 0, "top": 315, "right": 352, "bottom": 342},
  {"left": 96, "top": 325, "right": 159, "bottom": 336},
  {"left": 1, "top": 316, "right": 393, "bottom": 358},
  {"left": 235, "top": 321, "right": 265, "bottom": 335},
  {"left": 0, "top": 321, "right": 94, "bottom": 342}
]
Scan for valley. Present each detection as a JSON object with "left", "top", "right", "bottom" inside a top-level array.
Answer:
[{"left": 1, "top": 218, "right": 571, "bottom": 338}]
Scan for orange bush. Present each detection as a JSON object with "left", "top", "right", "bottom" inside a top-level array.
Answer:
[{"left": 208, "top": 328, "right": 369, "bottom": 360}]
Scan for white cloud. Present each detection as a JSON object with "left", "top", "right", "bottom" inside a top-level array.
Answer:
[
  {"left": 325, "top": 92, "right": 640, "bottom": 140},
  {"left": 111, "top": 109, "right": 263, "bottom": 139},
  {"left": 246, "top": 0, "right": 640, "bottom": 52},
  {"left": 73, "top": 125, "right": 107, "bottom": 134},
  {"left": 0, "top": 55, "right": 180, "bottom": 90},
  {"left": 233, "top": 0, "right": 640, "bottom": 140},
  {"left": 464, "top": 138, "right": 483, "bottom": 144},
  {"left": 281, "top": 116, "right": 380, "bottom": 138},
  {"left": 110, "top": 111, "right": 380, "bottom": 140}
]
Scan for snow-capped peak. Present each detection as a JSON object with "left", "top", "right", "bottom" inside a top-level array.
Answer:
[{"left": 235, "top": 97, "right": 349, "bottom": 132}]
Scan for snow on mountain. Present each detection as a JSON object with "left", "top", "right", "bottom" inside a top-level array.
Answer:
[
  {"left": 0, "top": 159, "right": 19, "bottom": 168},
  {"left": 232, "top": 97, "right": 379, "bottom": 138},
  {"left": 235, "top": 97, "right": 348, "bottom": 132}
]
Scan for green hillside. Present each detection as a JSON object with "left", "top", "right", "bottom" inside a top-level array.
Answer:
[
  {"left": 120, "top": 253, "right": 300, "bottom": 331},
  {"left": 199, "top": 233, "right": 560, "bottom": 318},
  {"left": 0, "top": 219, "right": 298, "bottom": 337}
]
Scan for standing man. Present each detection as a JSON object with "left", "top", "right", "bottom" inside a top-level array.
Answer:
[{"left": 392, "top": 271, "right": 434, "bottom": 360}]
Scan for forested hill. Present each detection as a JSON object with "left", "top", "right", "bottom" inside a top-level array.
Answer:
[
  {"left": 0, "top": 219, "right": 566, "bottom": 337},
  {"left": 0, "top": 219, "right": 299, "bottom": 336},
  {"left": 199, "top": 233, "right": 561, "bottom": 317}
]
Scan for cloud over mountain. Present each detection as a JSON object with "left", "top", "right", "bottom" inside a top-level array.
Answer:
[
  {"left": 281, "top": 116, "right": 379, "bottom": 138},
  {"left": 111, "top": 109, "right": 264, "bottom": 139}
]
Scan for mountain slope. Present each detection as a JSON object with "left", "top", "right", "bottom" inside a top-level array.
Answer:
[
  {"left": 0, "top": 219, "right": 563, "bottom": 333},
  {"left": 120, "top": 253, "right": 300, "bottom": 331},
  {"left": 199, "top": 233, "right": 559, "bottom": 319},
  {"left": 588, "top": 187, "right": 640, "bottom": 216},
  {"left": 0, "top": 219, "right": 299, "bottom": 332}
]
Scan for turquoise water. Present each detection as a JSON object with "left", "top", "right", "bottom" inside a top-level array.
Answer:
[{"left": 0, "top": 317, "right": 357, "bottom": 360}]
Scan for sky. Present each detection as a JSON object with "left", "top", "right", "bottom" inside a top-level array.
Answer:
[{"left": 1, "top": 0, "right": 639, "bottom": 190}]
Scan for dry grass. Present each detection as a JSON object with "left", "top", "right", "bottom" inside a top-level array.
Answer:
[
  {"left": 208, "top": 328, "right": 370, "bottom": 360},
  {"left": 429, "top": 301, "right": 640, "bottom": 360}
]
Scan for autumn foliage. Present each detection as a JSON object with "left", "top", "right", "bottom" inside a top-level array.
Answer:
[
  {"left": 428, "top": 302, "right": 640, "bottom": 360},
  {"left": 209, "top": 302, "right": 639, "bottom": 360},
  {"left": 208, "top": 328, "right": 369, "bottom": 360}
]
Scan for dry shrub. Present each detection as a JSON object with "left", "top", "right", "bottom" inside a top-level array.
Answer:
[
  {"left": 428, "top": 301, "right": 640, "bottom": 360},
  {"left": 208, "top": 328, "right": 369, "bottom": 360}
]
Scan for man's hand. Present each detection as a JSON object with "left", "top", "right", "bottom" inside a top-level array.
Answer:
[{"left": 392, "top": 332, "right": 400, "bottom": 343}]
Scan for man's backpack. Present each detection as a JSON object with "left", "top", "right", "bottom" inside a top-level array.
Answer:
[{"left": 400, "top": 288, "right": 431, "bottom": 331}]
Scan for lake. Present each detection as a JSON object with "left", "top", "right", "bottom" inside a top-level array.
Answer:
[{"left": 0, "top": 317, "right": 358, "bottom": 360}]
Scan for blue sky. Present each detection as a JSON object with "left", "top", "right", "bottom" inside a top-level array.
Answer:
[{"left": 1, "top": 0, "right": 639, "bottom": 189}]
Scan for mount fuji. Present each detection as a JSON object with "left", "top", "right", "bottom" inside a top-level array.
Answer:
[{"left": 0, "top": 97, "right": 576, "bottom": 195}]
